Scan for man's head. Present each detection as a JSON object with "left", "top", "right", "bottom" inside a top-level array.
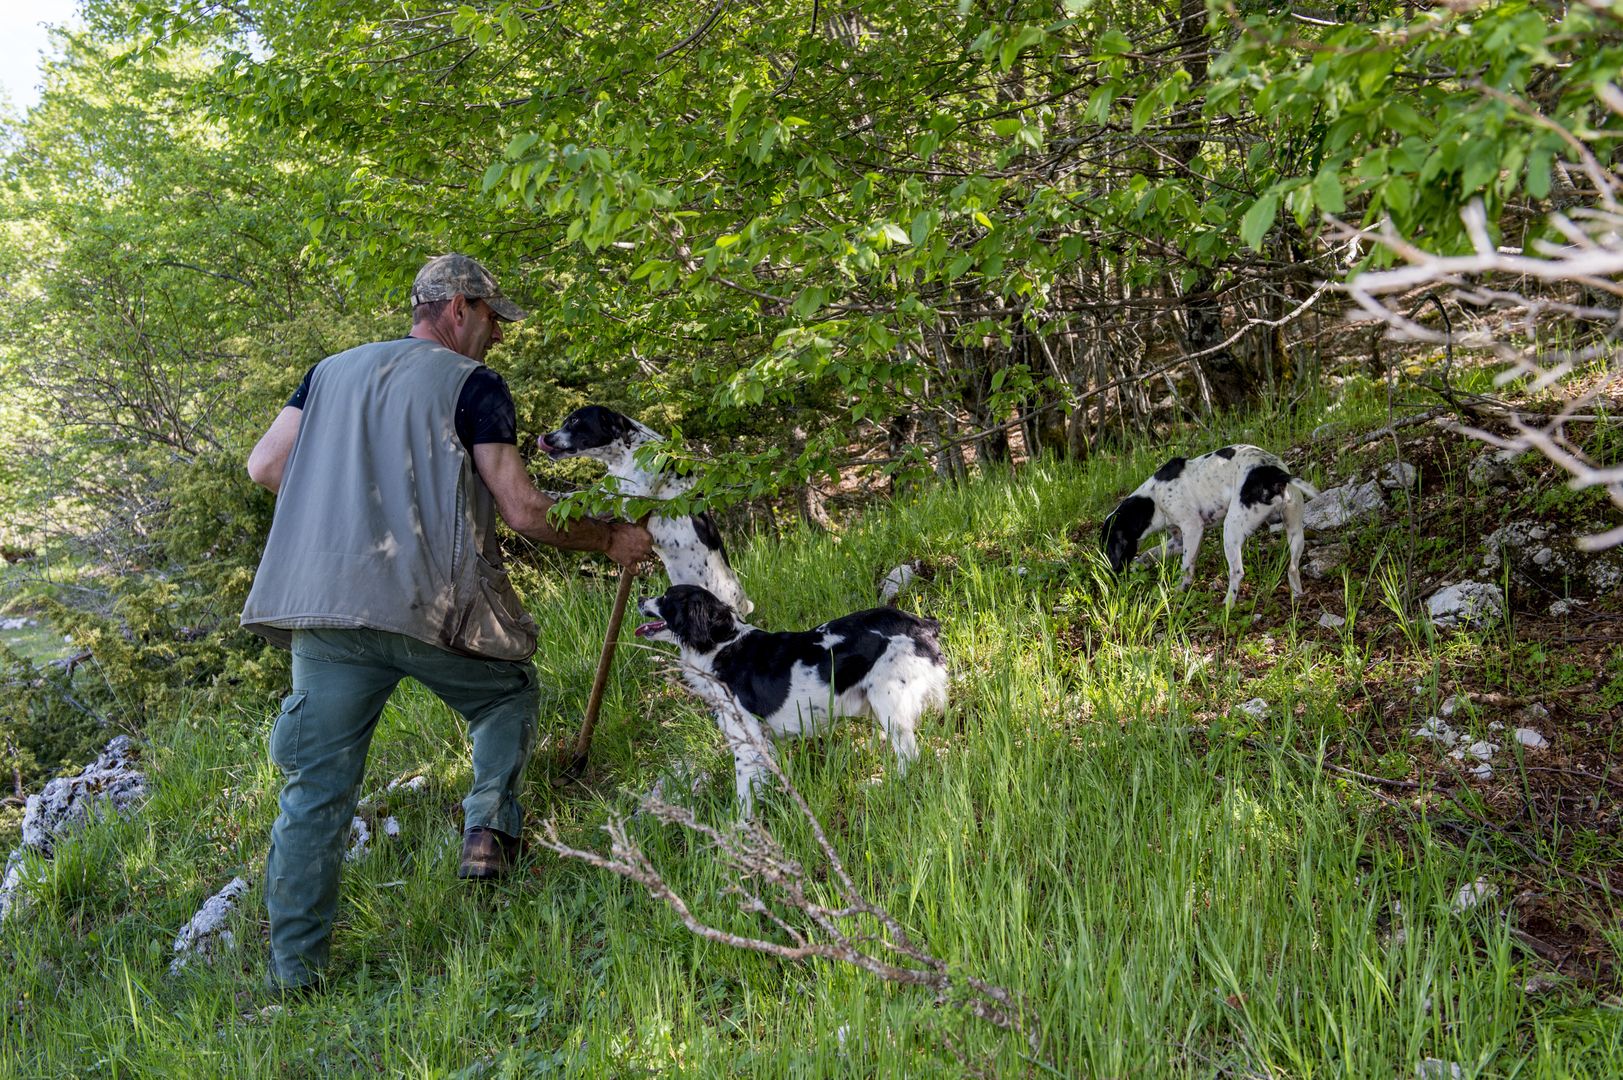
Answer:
[{"left": 410, "top": 253, "right": 526, "bottom": 362}]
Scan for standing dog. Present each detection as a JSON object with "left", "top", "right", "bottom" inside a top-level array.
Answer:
[
  {"left": 634, "top": 585, "right": 948, "bottom": 812},
  {"left": 539, "top": 406, "right": 753, "bottom": 616},
  {"left": 1100, "top": 445, "right": 1319, "bottom": 607}
]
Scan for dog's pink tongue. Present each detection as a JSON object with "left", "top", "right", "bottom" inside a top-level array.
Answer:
[{"left": 633, "top": 620, "right": 666, "bottom": 638}]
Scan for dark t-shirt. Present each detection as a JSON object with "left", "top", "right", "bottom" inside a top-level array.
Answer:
[{"left": 287, "top": 355, "right": 517, "bottom": 449}]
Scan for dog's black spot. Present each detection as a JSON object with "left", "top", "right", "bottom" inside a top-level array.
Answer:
[
  {"left": 1239, "top": 464, "right": 1291, "bottom": 508},
  {"left": 655, "top": 584, "right": 741, "bottom": 654},
  {"left": 1102, "top": 495, "right": 1154, "bottom": 574},
  {"left": 1153, "top": 456, "right": 1186, "bottom": 482},
  {"left": 1213, "top": 446, "right": 1236, "bottom": 460},
  {"left": 692, "top": 510, "right": 731, "bottom": 565}
]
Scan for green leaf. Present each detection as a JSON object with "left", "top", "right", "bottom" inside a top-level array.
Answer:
[
  {"left": 1460, "top": 142, "right": 1501, "bottom": 195},
  {"left": 1239, "top": 193, "right": 1279, "bottom": 250},
  {"left": 1130, "top": 91, "right": 1156, "bottom": 135},
  {"left": 910, "top": 210, "right": 933, "bottom": 247},
  {"left": 505, "top": 133, "right": 539, "bottom": 158},
  {"left": 1383, "top": 176, "right": 1412, "bottom": 217},
  {"left": 1312, "top": 169, "right": 1345, "bottom": 214},
  {"left": 1096, "top": 29, "right": 1131, "bottom": 55},
  {"left": 1526, "top": 145, "right": 1554, "bottom": 199}
]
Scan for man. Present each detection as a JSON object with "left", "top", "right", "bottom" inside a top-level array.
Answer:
[{"left": 241, "top": 253, "right": 651, "bottom": 992}]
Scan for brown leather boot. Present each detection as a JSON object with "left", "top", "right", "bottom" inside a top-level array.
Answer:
[{"left": 457, "top": 827, "right": 522, "bottom": 880}]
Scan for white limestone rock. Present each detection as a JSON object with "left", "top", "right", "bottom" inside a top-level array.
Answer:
[
  {"left": 1481, "top": 521, "right": 1551, "bottom": 571},
  {"left": 1317, "top": 611, "right": 1346, "bottom": 629},
  {"left": 170, "top": 876, "right": 251, "bottom": 972},
  {"left": 1413, "top": 717, "right": 1459, "bottom": 747},
  {"left": 1300, "top": 481, "right": 1386, "bottom": 532},
  {"left": 1452, "top": 878, "right": 1497, "bottom": 912},
  {"left": 1303, "top": 543, "right": 1351, "bottom": 580},
  {"left": 345, "top": 817, "right": 373, "bottom": 862},
  {"left": 1426, "top": 582, "right": 1504, "bottom": 631},
  {"left": 1468, "top": 449, "right": 1521, "bottom": 486},
  {"left": 1236, "top": 698, "right": 1269, "bottom": 719},
  {"left": 1417, "top": 1058, "right": 1464, "bottom": 1080},
  {"left": 1378, "top": 461, "right": 1418, "bottom": 490},
  {"left": 0, "top": 849, "right": 31, "bottom": 924},
  {"left": 1514, "top": 728, "right": 1549, "bottom": 750},
  {"left": 20, "top": 736, "right": 148, "bottom": 857},
  {"left": 879, "top": 563, "right": 918, "bottom": 603},
  {"left": 1482, "top": 523, "right": 1623, "bottom": 595}
]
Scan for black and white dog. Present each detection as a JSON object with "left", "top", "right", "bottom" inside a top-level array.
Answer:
[
  {"left": 539, "top": 406, "right": 753, "bottom": 617},
  {"left": 1100, "top": 445, "right": 1320, "bottom": 607},
  {"left": 634, "top": 585, "right": 949, "bottom": 812}
]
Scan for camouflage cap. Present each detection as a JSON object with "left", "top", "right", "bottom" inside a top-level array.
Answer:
[{"left": 410, "top": 253, "right": 527, "bottom": 322}]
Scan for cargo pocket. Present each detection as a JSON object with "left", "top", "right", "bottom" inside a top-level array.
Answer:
[{"left": 269, "top": 691, "right": 307, "bottom": 774}]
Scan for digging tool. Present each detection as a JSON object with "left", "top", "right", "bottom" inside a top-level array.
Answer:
[{"left": 556, "top": 561, "right": 639, "bottom": 784}]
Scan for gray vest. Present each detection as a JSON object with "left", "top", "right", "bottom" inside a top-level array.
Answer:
[{"left": 241, "top": 338, "right": 539, "bottom": 661}]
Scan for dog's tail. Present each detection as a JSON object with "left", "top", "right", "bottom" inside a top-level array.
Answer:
[{"left": 1289, "top": 476, "right": 1320, "bottom": 500}]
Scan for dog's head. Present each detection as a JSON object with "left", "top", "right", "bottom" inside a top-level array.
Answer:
[
  {"left": 1100, "top": 495, "right": 1155, "bottom": 575},
  {"left": 538, "top": 405, "right": 660, "bottom": 464},
  {"left": 635, "top": 584, "right": 741, "bottom": 653}
]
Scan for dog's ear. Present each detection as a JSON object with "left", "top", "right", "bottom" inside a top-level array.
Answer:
[
  {"left": 662, "top": 585, "right": 737, "bottom": 652},
  {"left": 1102, "top": 495, "right": 1152, "bottom": 574},
  {"left": 608, "top": 409, "right": 638, "bottom": 443}
]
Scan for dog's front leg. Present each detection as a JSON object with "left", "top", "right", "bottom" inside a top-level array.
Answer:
[
  {"left": 715, "top": 701, "right": 774, "bottom": 817},
  {"left": 1135, "top": 531, "right": 1184, "bottom": 569}
]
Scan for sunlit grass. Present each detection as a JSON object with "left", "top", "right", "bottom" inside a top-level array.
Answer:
[{"left": 2, "top": 383, "right": 1618, "bottom": 1076}]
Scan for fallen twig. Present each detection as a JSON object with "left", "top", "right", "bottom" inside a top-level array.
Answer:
[{"left": 538, "top": 679, "right": 1048, "bottom": 1066}]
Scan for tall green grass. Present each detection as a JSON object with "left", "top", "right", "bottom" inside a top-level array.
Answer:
[{"left": 2, "top": 385, "right": 1618, "bottom": 1077}]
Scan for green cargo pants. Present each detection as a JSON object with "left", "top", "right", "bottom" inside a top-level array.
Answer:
[{"left": 265, "top": 627, "right": 540, "bottom": 989}]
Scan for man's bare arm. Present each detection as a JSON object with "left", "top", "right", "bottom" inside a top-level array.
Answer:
[
  {"left": 472, "top": 442, "right": 652, "bottom": 567},
  {"left": 247, "top": 407, "right": 303, "bottom": 494}
]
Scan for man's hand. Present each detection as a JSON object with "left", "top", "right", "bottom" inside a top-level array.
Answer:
[
  {"left": 473, "top": 443, "right": 655, "bottom": 567},
  {"left": 605, "top": 522, "right": 654, "bottom": 570}
]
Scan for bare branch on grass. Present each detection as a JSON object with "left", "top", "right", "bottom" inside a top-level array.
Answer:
[{"left": 538, "top": 672, "right": 1045, "bottom": 1064}]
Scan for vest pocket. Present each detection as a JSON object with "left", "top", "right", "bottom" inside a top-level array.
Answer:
[{"left": 448, "top": 554, "right": 538, "bottom": 661}]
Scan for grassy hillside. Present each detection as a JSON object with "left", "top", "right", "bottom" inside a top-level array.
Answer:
[{"left": 3, "top": 378, "right": 1620, "bottom": 1077}]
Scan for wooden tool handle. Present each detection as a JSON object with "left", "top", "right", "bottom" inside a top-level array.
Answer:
[{"left": 568, "top": 563, "right": 638, "bottom": 763}]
